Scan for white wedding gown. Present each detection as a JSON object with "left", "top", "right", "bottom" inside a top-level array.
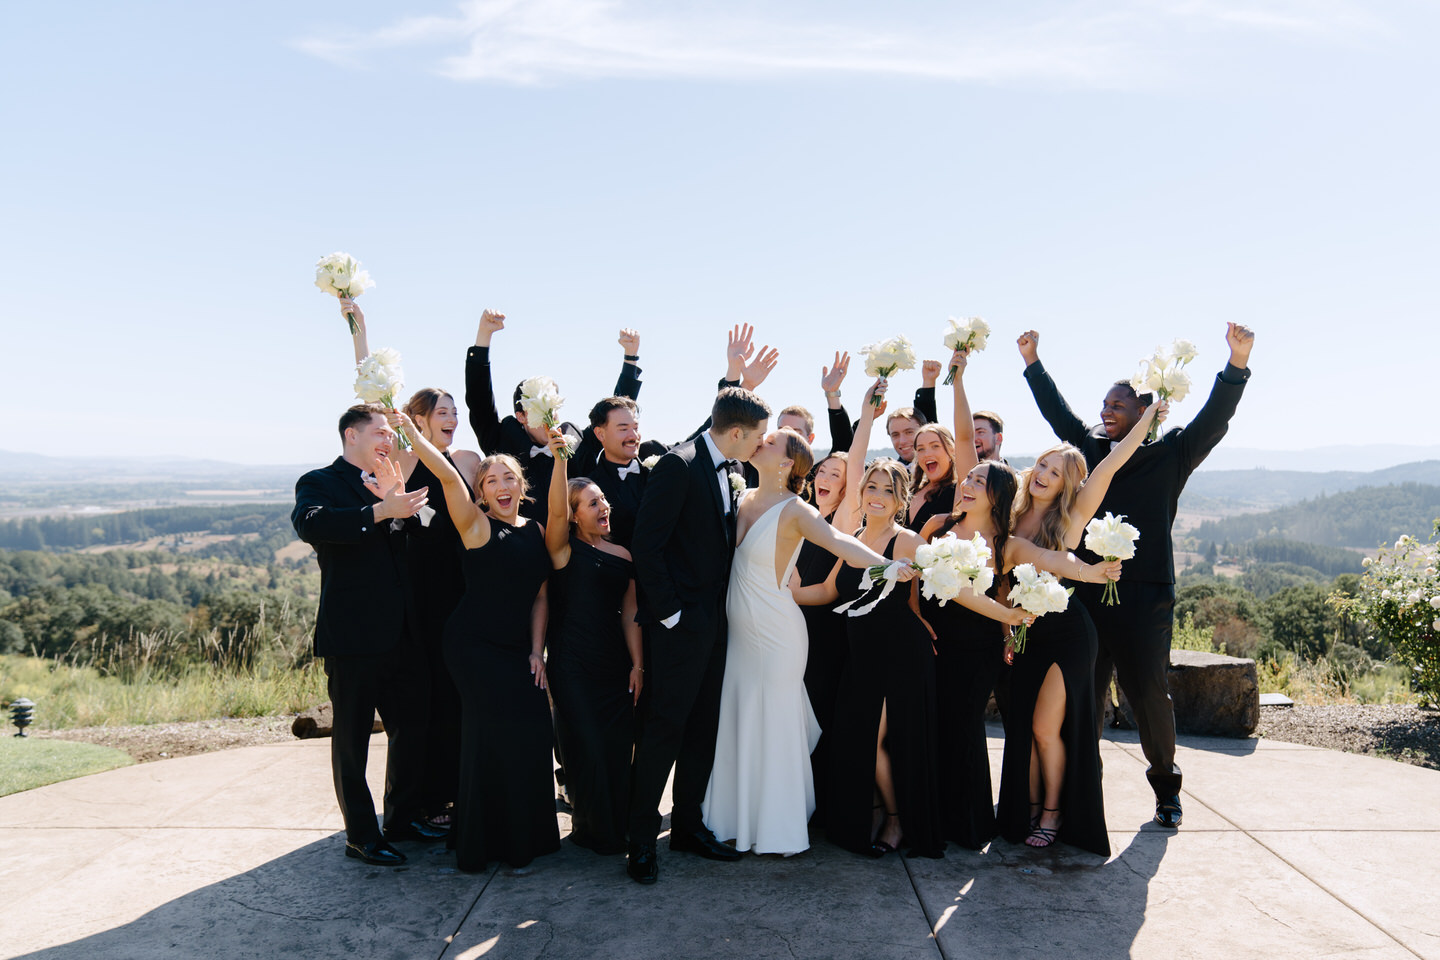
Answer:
[{"left": 702, "top": 495, "right": 822, "bottom": 855}]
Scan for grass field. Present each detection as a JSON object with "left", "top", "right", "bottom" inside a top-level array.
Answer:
[{"left": 0, "top": 737, "right": 134, "bottom": 797}]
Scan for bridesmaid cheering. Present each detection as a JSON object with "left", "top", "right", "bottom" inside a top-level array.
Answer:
[
  {"left": 397, "top": 412, "right": 561, "bottom": 873},
  {"left": 543, "top": 431, "right": 644, "bottom": 856}
]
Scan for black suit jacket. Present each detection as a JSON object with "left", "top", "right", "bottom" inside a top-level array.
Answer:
[
  {"left": 1024, "top": 360, "right": 1250, "bottom": 584},
  {"left": 292, "top": 457, "right": 413, "bottom": 658},
  {"left": 630, "top": 437, "right": 738, "bottom": 626},
  {"left": 465, "top": 346, "right": 642, "bottom": 520}
]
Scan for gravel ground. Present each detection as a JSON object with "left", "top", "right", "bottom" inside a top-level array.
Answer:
[
  {"left": 1258, "top": 704, "right": 1440, "bottom": 771},
  {"left": 30, "top": 705, "right": 1440, "bottom": 773},
  {"left": 36, "top": 717, "right": 296, "bottom": 763}
]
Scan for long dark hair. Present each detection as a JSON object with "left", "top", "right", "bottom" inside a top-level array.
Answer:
[{"left": 945, "top": 461, "right": 1019, "bottom": 571}]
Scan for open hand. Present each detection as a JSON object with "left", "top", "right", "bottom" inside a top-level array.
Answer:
[
  {"left": 742, "top": 344, "right": 779, "bottom": 391},
  {"left": 821, "top": 351, "right": 850, "bottom": 395},
  {"left": 726, "top": 323, "right": 756, "bottom": 381}
]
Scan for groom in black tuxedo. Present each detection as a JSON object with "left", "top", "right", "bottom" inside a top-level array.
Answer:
[
  {"left": 625, "top": 387, "right": 771, "bottom": 884},
  {"left": 292, "top": 403, "right": 443, "bottom": 866}
]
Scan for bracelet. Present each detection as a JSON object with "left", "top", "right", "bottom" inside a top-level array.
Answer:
[
  {"left": 824, "top": 390, "right": 841, "bottom": 399},
  {"left": 632, "top": 665, "right": 644, "bottom": 672},
  {"left": 624, "top": 354, "right": 640, "bottom": 362}
]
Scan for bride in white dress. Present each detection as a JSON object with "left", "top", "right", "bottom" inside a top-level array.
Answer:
[{"left": 702, "top": 427, "right": 915, "bottom": 855}]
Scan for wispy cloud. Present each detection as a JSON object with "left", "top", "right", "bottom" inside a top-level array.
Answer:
[{"left": 295, "top": 0, "right": 1386, "bottom": 87}]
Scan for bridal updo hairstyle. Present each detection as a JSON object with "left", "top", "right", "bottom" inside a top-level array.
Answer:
[
  {"left": 776, "top": 427, "right": 814, "bottom": 499},
  {"left": 474, "top": 453, "right": 529, "bottom": 510},
  {"left": 711, "top": 386, "right": 772, "bottom": 433},
  {"left": 1014, "top": 443, "right": 1089, "bottom": 551},
  {"left": 859, "top": 457, "right": 912, "bottom": 526}
]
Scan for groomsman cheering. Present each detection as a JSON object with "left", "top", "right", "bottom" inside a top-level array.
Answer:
[
  {"left": 467, "top": 311, "right": 645, "bottom": 520},
  {"left": 1019, "top": 322, "right": 1255, "bottom": 828},
  {"left": 292, "top": 403, "right": 443, "bottom": 866}
]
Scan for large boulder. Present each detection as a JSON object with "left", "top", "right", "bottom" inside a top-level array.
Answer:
[
  {"left": 291, "top": 702, "right": 385, "bottom": 739},
  {"left": 1105, "top": 650, "right": 1259, "bottom": 737}
]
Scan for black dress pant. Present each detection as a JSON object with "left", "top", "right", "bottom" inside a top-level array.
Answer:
[
  {"left": 1079, "top": 580, "right": 1182, "bottom": 798},
  {"left": 627, "top": 609, "right": 727, "bottom": 844},
  {"left": 324, "top": 639, "right": 430, "bottom": 843}
]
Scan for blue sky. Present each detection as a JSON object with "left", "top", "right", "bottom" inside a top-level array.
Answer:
[{"left": 4, "top": 1, "right": 1436, "bottom": 466}]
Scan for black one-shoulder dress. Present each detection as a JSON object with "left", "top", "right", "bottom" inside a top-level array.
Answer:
[{"left": 444, "top": 519, "right": 561, "bottom": 871}]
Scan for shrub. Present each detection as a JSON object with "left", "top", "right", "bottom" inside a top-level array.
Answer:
[{"left": 1333, "top": 521, "right": 1440, "bottom": 706}]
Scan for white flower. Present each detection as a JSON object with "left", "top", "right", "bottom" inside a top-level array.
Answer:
[
  {"left": 1431, "top": 596, "right": 1440, "bottom": 610},
  {"left": 1409, "top": 590, "right": 1425, "bottom": 604},
  {"left": 943, "top": 316, "right": 991, "bottom": 353},
  {"left": 1434, "top": 619, "right": 1440, "bottom": 632},
  {"left": 354, "top": 348, "right": 405, "bottom": 405},
  {"left": 1009, "top": 563, "right": 1071, "bottom": 617},
  {"left": 314, "top": 252, "right": 374, "bottom": 298},
  {"left": 1161, "top": 366, "right": 1192, "bottom": 403},
  {"left": 1171, "top": 339, "right": 1199, "bottom": 364},
  {"left": 729, "top": 473, "right": 747, "bottom": 497},
  {"left": 1381, "top": 589, "right": 1392, "bottom": 599},
  {"left": 859, "top": 335, "right": 918, "bottom": 378},
  {"left": 517, "top": 376, "right": 564, "bottom": 427},
  {"left": 914, "top": 542, "right": 938, "bottom": 568},
  {"left": 1362, "top": 557, "right": 1373, "bottom": 567},
  {"left": 1084, "top": 512, "right": 1140, "bottom": 561},
  {"left": 641, "top": 454, "right": 661, "bottom": 470}
]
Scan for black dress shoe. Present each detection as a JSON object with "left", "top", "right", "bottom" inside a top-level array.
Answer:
[
  {"left": 669, "top": 828, "right": 742, "bottom": 861},
  {"left": 345, "top": 839, "right": 408, "bottom": 865},
  {"left": 1155, "top": 795, "right": 1183, "bottom": 828},
  {"left": 384, "top": 819, "right": 450, "bottom": 842},
  {"left": 626, "top": 842, "right": 659, "bottom": 885}
]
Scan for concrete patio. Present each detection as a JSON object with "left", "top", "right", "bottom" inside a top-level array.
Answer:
[{"left": 2, "top": 725, "right": 1436, "bottom": 959}]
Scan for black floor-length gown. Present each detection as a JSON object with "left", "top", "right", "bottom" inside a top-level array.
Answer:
[
  {"left": 996, "top": 581, "right": 1110, "bottom": 857},
  {"left": 796, "top": 534, "right": 844, "bottom": 823},
  {"left": 546, "top": 536, "right": 635, "bottom": 855},
  {"left": 444, "top": 518, "right": 561, "bottom": 871},
  {"left": 826, "top": 534, "right": 943, "bottom": 858},
  {"left": 920, "top": 541, "right": 1006, "bottom": 850},
  {"left": 406, "top": 453, "right": 469, "bottom": 816}
]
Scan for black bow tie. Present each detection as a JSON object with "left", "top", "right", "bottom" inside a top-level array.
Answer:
[{"left": 718, "top": 459, "right": 738, "bottom": 472}]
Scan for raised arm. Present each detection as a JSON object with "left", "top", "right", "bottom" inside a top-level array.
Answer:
[
  {"left": 613, "top": 327, "right": 644, "bottom": 399},
  {"left": 833, "top": 377, "right": 887, "bottom": 533},
  {"left": 397, "top": 411, "right": 490, "bottom": 547},
  {"left": 1005, "top": 535, "right": 1122, "bottom": 584},
  {"left": 915, "top": 360, "right": 940, "bottom": 424},
  {"left": 545, "top": 431, "right": 573, "bottom": 567},
  {"left": 1065, "top": 400, "right": 1168, "bottom": 546},
  {"left": 949, "top": 347, "right": 979, "bottom": 478},
  {"left": 1018, "top": 330, "right": 1091, "bottom": 447},
  {"left": 1174, "top": 322, "right": 1254, "bottom": 478},
  {"left": 465, "top": 310, "right": 507, "bottom": 454},
  {"left": 340, "top": 296, "right": 370, "bottom": 366},
  {"left": 822, "top": 351, "right": 855, "bottom": 452}
]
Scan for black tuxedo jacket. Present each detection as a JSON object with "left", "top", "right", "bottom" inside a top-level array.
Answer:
[
  {"left": 1024, "top": 360, "right": 1250, "bottom": 584},
  {"left": 586, "top": 440, "right": 666, "bottom": 550},
  {"left": 292, "top": 457, "right": 413, "bottom": 658},
  {"left": 630, "top": 437, "right": 738, "bottom": 626},
  {"left": 465, "top": 346, "right": 642, "bottom": 520},
  {"left": 832, "top": 385, "right": 939, "bottom": 453}
]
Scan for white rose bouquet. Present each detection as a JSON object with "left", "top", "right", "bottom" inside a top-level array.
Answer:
[
  {"left": 518, "top": 376, "right": 577, "bottom": 459},
  {"left": 1008, "top": 563, "right": 1072, "bottom": 654},
  {"left": 1131, "top": 339, "right": 1198, "bottom": 441},
  {"left": 1083, "top": 512, "right": 1140, "bottom": 605},
  {"left": 859, "top": 335, "right": 918, "bottom": 407},
  {"left": 315, "top": 252, "right": 375, "bottom": 335},
  {"left": 354, "top": 347, "right": 411, "bottom": 450},
  {"left": 941, "top": 317, "right": 991, "bottom": 385},
  {"left": 837, "top": 531, "right": 994, "bottom": 618}
]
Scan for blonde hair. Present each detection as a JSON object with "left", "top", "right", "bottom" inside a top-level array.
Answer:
[
  {"left": 911, "top": 424, "right": 957, "bottom": 497},
  {"left": 859, "top": 458, "right": 912, "bottom": 527},
  {"left": 1013, "top": 443, "right": 1088, "bottom": 551},
  {"left": 475, "top": 453, "right": 529, "bottom": 509}
]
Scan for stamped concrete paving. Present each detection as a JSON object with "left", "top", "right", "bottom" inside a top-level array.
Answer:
[{"left": 1, "top": 725, "right": 1435, "bottom": 960}]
